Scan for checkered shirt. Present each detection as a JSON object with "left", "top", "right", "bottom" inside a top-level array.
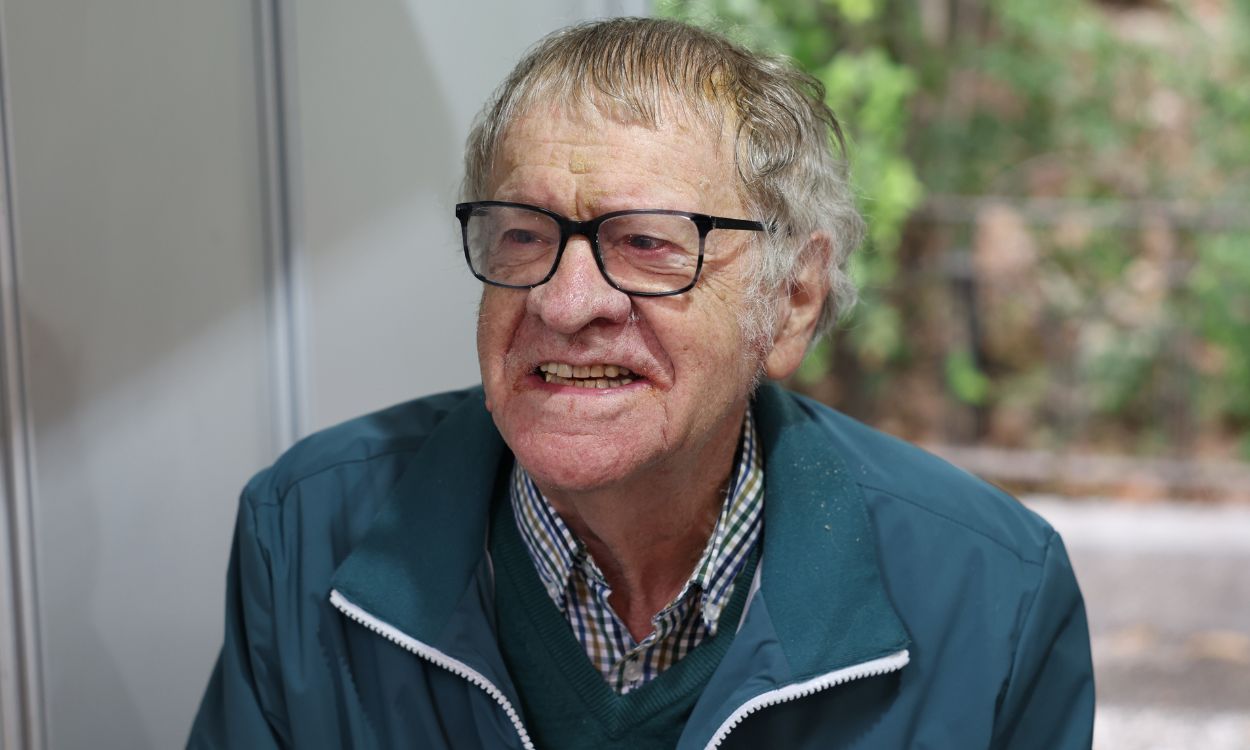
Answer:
[{"left": 508, "top": 407, "right": 764, "bottom": 694}]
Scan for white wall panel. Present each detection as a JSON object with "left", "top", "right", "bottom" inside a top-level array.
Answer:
[{"left": 3, "top": 2, "right": 274, "bottom": 747}]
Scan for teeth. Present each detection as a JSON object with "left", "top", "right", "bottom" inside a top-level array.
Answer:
[
  {"left": 538, "top": 362, "right": 634, "bottom": 381},
  {"left": 541, "top": 372, "right": 637, "bottom": 389}
]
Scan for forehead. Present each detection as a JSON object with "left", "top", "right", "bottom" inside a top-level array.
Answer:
[{"left": 488, "top": 101, "right": 743, "bottom": 213}]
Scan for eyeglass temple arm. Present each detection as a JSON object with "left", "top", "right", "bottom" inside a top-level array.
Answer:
[{"left": 709, "top": 217, "right": 768, "bottom": 232}]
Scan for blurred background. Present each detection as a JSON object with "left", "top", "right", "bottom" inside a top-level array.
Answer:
[
  {"left": 0, "top": 0, "right": 1245, "bottom": 748},
  {"left": 666, "top": 0, "right": 1250, "bottom": 504},
  {"left": 660, "top": 0, "right": 1250, "bottom": 746}
]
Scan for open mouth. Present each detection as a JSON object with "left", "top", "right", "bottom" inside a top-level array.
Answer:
[{"left": 535, "top": 362, "right": 639, "bottom": 389}]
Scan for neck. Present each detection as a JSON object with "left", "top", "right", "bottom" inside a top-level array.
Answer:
[{"left": 534, "top": 406, "right": 744, "bottom": 642}]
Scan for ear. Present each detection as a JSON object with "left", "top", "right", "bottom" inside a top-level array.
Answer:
[{"left": 763, "top": 234, "right": 831, "bottom": 380}]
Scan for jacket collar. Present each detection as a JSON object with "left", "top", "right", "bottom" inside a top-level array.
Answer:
[
  {"left": 749, "top": 383, "right": 909, "bottom": 677},
  {"left": 330, "top": 383, "right": 908, "bottom": 680},
  {"left": 330, "top": 389, "right": 506, "bottom": 656}
]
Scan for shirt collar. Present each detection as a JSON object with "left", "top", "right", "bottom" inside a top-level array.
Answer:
[
  {"left": 508, "top": 407, "right": 764, "bottom": 635},
  {"left": 509, "top": 462, "right": 580, "bottom": 606}
]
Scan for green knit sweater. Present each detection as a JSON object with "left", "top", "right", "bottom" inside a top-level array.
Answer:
[{"left": 490, "top": 498, "right": 761, "bottom": 750}]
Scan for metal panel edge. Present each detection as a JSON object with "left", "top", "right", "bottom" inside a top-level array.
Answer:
[
  {"left": 0, "top": 0, "right": 45, "bottom": 746},
  {"left": 254, "top": 0, "right": 307, "bottom": 451}
]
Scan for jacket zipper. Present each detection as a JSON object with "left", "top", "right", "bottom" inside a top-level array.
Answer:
[
  {"left": 329, "top": 589, "right": 536, "bottom": 750},
  {"left": 703, "top": 649, "right": 910, "bottom": 750}
]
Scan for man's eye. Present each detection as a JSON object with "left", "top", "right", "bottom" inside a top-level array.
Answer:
[
  {"left": 502, "top": 228, "right": 543, "bottom": 245},
  {"left": 624, "top": 234, "right": 667, "bottom": 251}
]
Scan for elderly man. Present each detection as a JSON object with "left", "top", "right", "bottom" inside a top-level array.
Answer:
[{"left": 190, "top": 17, "right": 1094, "bottom": 750}]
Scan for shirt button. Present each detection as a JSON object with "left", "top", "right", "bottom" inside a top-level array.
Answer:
[{"left": 623, "top": 657, "right": 642, "bottom": 684}]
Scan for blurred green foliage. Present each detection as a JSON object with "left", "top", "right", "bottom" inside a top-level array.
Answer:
[{"left": 660, "top": 0, "right": 1250, "bottom": 462}]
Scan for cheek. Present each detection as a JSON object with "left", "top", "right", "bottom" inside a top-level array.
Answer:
[
  {"left": 475, "top": 317, "right": 498, "bottom": 412},
  {"left": 476, "top": 291, "right": 525, "bottom": 389},
  {"left": 664, "top": 311, "right": 755, "bottom": 397},
  {"left": 690, "top": 283, "right": 759, "bottom": 372}
]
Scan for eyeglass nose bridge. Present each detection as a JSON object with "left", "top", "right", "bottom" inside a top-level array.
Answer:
[{"left": 541, "top": 216, "right": 616, "bottom": 290}]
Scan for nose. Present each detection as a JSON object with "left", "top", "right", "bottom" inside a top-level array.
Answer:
[{"left": 526, "top": 235, "right": 632, "bottom": 334}]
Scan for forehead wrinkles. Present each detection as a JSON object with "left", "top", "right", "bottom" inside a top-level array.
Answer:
[{"left": 487, "top": 102, "right": 740, "bottom": 215}]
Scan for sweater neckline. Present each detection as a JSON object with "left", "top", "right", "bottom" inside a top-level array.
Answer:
[{"left": 490, "top": 490, "right": 762, "bottom": 730}]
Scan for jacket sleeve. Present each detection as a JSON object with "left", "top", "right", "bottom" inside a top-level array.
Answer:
[
  {"left": 188, "top": 484, "right": 290, "bottom": 749},
  {"left": 992, "top": 530, "right": 1096, "bottom": 749}
]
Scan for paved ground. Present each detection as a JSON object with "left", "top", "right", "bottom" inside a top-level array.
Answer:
[{"left": 1025, "top": 497, "right": 1250, "bottom": 750}]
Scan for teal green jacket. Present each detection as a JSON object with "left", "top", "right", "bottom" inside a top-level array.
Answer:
[{"left": 189, "top": 384, "right": 1094, "bottom": 749}]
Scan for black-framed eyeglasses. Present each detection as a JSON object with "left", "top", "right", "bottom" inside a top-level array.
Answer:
[{"left": 455, "top": 201, "right": 767, "bottom": 297}]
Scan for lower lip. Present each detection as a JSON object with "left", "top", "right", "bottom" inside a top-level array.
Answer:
[{"left": 524, "top": 372, "right": 646, "bottom": 394}]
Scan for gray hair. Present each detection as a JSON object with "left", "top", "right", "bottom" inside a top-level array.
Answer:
[{"left": 462, "top": 17, "right": 864, "bottom": 343}]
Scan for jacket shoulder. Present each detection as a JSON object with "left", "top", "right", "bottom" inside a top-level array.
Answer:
[
  {"left": 243, "top": 386, "right": 486, "bottom": 507},
  {"left": 783, "top": 390, "right": 1054, "bottom": 564}
]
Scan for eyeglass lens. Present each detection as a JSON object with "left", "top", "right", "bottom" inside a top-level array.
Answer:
[{"left": 464, "top": 204, "right": 701, "bottom": 294}]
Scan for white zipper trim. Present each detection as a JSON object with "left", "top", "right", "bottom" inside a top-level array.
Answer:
[
  {"left": 329, "top": 588, "right": 536, "bottom": 750},
  {"left": 704, "top": 648, "right": 910, "bottom": 749}
]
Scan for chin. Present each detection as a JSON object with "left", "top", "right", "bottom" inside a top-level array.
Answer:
[{"left": 507, "top": 431, "right": 644, "bottom": 496}]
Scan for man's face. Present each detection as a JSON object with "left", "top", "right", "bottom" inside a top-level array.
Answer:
[{"left": 476, "top": 105, "right": 771, "bottom": 496}]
